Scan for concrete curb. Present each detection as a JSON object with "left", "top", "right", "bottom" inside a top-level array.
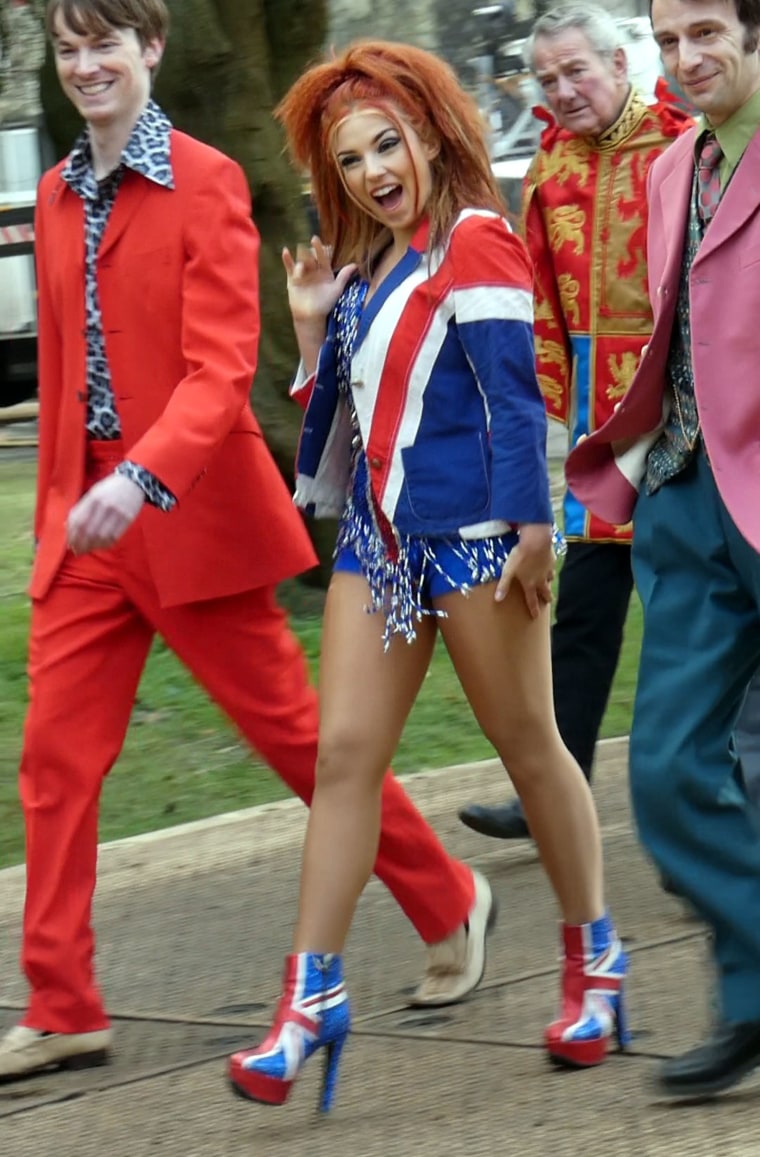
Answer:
[{"left": 0, "top": 738, "right": 629, "bottom": 914}]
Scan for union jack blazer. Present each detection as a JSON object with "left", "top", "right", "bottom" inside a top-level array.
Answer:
[{"left": 293, "top": 209, "right": 553, "bottom": 540}]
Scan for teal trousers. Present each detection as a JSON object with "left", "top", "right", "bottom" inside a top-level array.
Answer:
[{"left": 632, "top": 446, "right": 760, "bottom": 1022}]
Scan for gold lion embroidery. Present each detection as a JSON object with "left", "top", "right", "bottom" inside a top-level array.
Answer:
[
  {"left": 548, "top": 206, "right": 586, "bottom": 256},
  {"left": 539, "top": 140, "right": 591, "bottom": 187},
  {"left": 534, "top": 296, "right": 558, "bottom": 327},
  {"left": 557, "top": 273, "right": 581, "bottom": 326},
  {"left": 537, "top": 372, "right": 564, "bottom": 410},
  {"left": 606, "top": 351, "right": 638, "bottom": 401},
  {"left": 536, "top": 336, "right": 568, "bottom": 371}
]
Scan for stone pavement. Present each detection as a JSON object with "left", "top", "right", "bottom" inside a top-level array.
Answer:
[
  {"left": 0, "top": 740, "right": 758, "bottom": 1157},
  {"left": 0, "top": 404, "right": 38, "bottom": 449}
]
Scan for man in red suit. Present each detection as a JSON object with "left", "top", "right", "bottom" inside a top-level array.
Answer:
[{"left": 0, "top": 0, "right": 494, "bottom": 1082}]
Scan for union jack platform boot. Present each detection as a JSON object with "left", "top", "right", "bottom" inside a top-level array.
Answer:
[
  {"left": 545, "top": 912, "right": 631, "bottom": 1067},
  {"left": 228, "top": 952, "right": 350, "bottom": 1112}
]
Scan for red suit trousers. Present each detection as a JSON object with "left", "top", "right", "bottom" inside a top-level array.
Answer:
[{"left": 19, "top": 448, "right": 473, "bottom": 1033}]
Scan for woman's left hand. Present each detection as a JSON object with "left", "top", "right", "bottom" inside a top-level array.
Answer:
[{"left": 494, "top": 523, "right": 555, "bottom": 618}]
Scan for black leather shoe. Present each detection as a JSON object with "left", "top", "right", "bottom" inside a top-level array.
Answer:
[
  {"left": 458, "top": 799, "right": 531, "bottom": 840},
  {"left": 659, "top": 873, "right": 679, "bottom": 896},
  {"left": 659, "top": 1020, "right": 760, "bottom": 1098}
]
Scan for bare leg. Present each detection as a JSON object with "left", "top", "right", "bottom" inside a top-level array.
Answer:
[
  {"left": 228, "top": 577, "right": 615, "bottom": 1106},
  {"left": 437, "top": 581, "right": 604, "bottom": 925},
  {"left": 293, "top": 573, "right": 437, "bottom": 952}
]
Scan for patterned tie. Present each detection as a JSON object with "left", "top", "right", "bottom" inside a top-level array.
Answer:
[{"left": 697, "top": 133, "right": 723, "bottom": 225}]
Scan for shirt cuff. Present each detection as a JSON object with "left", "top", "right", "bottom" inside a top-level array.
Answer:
[{"left": 115, "top": 460, "right": 176, "bottom": 511}]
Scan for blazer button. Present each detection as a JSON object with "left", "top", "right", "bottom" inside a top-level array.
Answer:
[{"left": 369, "top": 456, "right": 382, "bottom": 469}]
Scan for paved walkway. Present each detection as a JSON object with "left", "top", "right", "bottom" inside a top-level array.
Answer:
[
  {"left": 0, "top": 402, "right": 37, "bottom": 449},
  {"left": 0, "top": 740, "right": 756, "bottom": 1157}
]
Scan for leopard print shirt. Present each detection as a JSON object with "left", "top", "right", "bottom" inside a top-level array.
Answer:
[{"left": 62, "top": 100, "right": 175, "bottom": 510}]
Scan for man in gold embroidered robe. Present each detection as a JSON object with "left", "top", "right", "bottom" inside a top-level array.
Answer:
[{"left": 459, "top": 3, "right": 690, "bottom": 840}]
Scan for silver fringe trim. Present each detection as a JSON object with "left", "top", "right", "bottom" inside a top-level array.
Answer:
[{"left": 335, "top": 511, "right": 514, "bottom": 651}]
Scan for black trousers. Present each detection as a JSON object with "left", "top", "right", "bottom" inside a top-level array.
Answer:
[{"left": 552, "top": 540, "right": 634, "bottom": 781}]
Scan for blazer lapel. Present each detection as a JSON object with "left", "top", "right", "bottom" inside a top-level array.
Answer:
[
  {"left": 354, "top": 246, "right": 423, "bottom": 351},
  {"left": 98, "top": 170, "right": 153, "bottom": 260},
  {"left": 696, "top": 129, "right": 760, "bottom": 259},
  {"left": 655, "top": 146, "right": 694, "bottom": 292},
  {"left": 50, "top": 180, "right": 86, "bottom": 283}
]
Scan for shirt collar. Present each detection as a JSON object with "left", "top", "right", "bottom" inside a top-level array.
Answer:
[
  {"left": 62, "top": 99, "right": 174, "bottom": 199},
  {"left": 697, "top": 87, "right": 760, "bottom": 173}
]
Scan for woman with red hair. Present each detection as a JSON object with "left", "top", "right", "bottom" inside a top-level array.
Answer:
[{"left": 228, "top": 39, "right": 627, "bottom": 1112}]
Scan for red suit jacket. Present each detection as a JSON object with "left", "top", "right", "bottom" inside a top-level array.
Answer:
[
  {"left": 566, "top": 125, "right": 760, "bottom": 554},
  {"left": 32, "top": 129, "right": 316, "bottom": 605}
]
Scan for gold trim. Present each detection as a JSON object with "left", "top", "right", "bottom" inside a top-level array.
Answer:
[{"left": 594, "top": 88, "right": 650, "bottom": 154}]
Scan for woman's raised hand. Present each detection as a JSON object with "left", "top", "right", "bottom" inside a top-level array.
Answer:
[{"left": 282, "top": 236, "right": 358, "bottom": 323}]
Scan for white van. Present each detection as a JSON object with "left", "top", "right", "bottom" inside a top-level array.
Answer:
[{"left": 0, "top": 121, "right": 40, "bottom": 406}]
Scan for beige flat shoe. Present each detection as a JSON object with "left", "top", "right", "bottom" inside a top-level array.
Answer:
[
  {"left": 0, "top": 1024, "right": 112, "bottom": 1081},
  {"left": 409, "top": 870, "right": 497, "bottom": 1007}
]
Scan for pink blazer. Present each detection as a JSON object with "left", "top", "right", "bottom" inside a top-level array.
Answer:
[{"left": 566, "top": 126, "right": 760, "bottom": 552}]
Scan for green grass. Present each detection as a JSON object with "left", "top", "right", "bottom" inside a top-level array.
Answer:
[{"left": 0, "top": 456, "right": 642, "bottom": 868}]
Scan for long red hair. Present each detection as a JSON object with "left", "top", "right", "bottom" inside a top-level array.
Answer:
[{"left": 275, "top": 40, "right": 505, "bottom": 271}]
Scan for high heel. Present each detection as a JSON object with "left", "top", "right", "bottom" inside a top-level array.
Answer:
[
  {"left": 320, "top": 1031, "right": 348, "bottom": 1111},
  {"left": 545, "top": 912, "right": 630, "bottom": 1067},
  {"left": 228, "top": 952, "right": 350, "bottom": 1112}
]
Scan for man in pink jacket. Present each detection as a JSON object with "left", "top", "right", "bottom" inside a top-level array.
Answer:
[{"left": 567, "top": 0, "right": 760, "bottom": 1101}]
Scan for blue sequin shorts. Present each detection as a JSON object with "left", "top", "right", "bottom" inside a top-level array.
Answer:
[{"left": 334, "top": 533, "right": 518, "bottom": 602}]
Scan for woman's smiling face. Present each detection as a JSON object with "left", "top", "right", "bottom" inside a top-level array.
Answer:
[{"left": 332, "top": 105, "right": 437, "bottom": 248}]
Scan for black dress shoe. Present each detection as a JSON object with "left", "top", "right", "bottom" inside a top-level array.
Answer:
[
  {"left": 458, "top": 799, "right": 531, "bottom": 840},
  {"left": 659, "top": 1020, "right": 760, "bottom": 1098},
  {"left": 659, "top": 873, "right": 679, "bottom": 896}
]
